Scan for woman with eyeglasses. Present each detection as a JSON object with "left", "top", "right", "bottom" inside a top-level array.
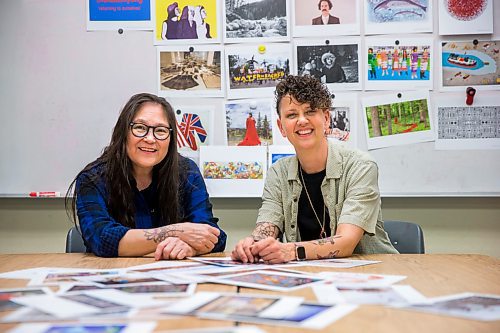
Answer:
[{"left": 66, "top": 93, "right": 226, "bottom": 260}]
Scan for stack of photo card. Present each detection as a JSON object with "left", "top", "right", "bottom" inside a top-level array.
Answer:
[
  {"left": 8, "top": 322, "right": 157, "bottom": 333},
  {"left": 163, "top": 292, "right": 357, "bottom": 329}
]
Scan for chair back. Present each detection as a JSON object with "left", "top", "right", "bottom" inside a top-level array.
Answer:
[
  {"left": 65, "top": 226, "right": 86, "bottom": 253},
  {"left": 384, "top": 220, "right": 425, "bottom": 254}
]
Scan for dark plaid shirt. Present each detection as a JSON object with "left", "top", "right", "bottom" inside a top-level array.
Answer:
[{"left": 76, "top": 157, "right": 226, "bottom": 257}]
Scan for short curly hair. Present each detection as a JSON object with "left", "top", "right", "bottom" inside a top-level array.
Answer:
[{"left": 274, "top": 75, "right": 331, "bottom": 116}]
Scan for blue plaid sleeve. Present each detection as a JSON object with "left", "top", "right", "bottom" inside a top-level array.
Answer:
[
  {"left": 75, "top": 171, "right": 129, "bottom": 257},
  {"left": 182, "top": 158, "right": 227, "bottom": 253}
]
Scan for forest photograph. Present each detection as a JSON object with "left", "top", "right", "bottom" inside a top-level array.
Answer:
[{"left": 365, "top": 98, "right": 431, "bottom": 138}]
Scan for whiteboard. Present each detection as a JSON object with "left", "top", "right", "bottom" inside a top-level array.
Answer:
[{"left": 0, "top": 1, "right": 499, "bottom": 197}]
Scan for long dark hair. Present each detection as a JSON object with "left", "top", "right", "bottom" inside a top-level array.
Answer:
[{"left": 65, "top": 93, "right": 181, "bottom": 228}]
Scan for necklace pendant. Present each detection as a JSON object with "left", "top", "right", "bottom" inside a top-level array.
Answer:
[{"left": 320, "top": 230, "right": 327, "bottom": 239}]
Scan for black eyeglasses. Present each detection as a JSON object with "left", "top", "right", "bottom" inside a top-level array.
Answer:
[{"left": 129, "top": 122, "right": 173, "bottom": 141}]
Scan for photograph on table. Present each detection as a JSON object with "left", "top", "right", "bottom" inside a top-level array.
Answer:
[
  {"left": 157, "top": 46, "right": 224, "bottom": 98},
  {"left": 225, "top": 99, "right": 273, "bottom": 146},
  {"left": 327, "top": 93, "right": 359, "bottom": 147},
  {"left": 7, "top": 322, "right": 157, "bottom": 333},
  {"left": 294, "top": 38, "right": 361, "bottom": 91},
  {"left": 365, "top": 37, "right": 433, "bottom": 90},
  {"left": 0, "top": 288, "right": 50, "bottom": 312},
  {"left": 406, "top": 293, "right": 500, "bottom": 321},
  {"left": 28, "top": 269, "right": 121, "bottom": 286},
  {"left": 363, "top": 0, "right": 432, "bottom": 35},
  {"left": 154, "top": 0, "right": 220, "bottom": 44},
  {"left": 199, "top": 146, "right": 267, "bottom": 197},
  {"left": 225, "top": 44, "right": 291, "bottom": 99},
  {"left": 268, "top": 145, "right": 295, "bottom": 167},
  {"left": 440, "top": 40, "right": 500, "bottom": 91},
  {"left": 361, "top": 91, "right": 434, "bottom": 150},
  {"left": 223, "top": 0, "right": 289, "bottom": 43},
  {"left": 434, "top": 93, "right": 500, "bottom": 150},
  {"left": 292, "top": 0, "right": 360, "bottom": 37},
  {"left": 438, "top": 0, "right": 493, "bottom": 35},
  {"left": 86, "top": 0, "right": 152, "bottom": 31}
]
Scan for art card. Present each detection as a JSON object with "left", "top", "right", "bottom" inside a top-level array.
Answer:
[
  {"left": 28, "top": 269, "right": 122, "bottom": 286},
  {"left": 292, "top": 0, "right": 360, "bottom": 37},
  {"left": 76, "top": 274, "right": 172, "bottom": 287},
  {"left": 8, "top": 322, "right": 157, "bottom": 333},
  {"left": 365, "top": 37, "right": 433, "bottom": 90},
  {"left": 86, "top": 0, "right": 152, "bottom": 31},
  {"left": 304, "top": 258, "right": 381, "bottom": 268},
  {"left": 294, "top": 38, "right": 362, "bottom": 91},
  {"left": 434, "top": 93, "right": 500, "bottom": 150},
  {"left": 157, "top": 46, "right": 225, "bottom": 98},
  {"left": 313, "top": 284, "right": 430, "bottom": 306},
  {"left": 225, "top": 99, "right": 273, "bottom": 146},
  {"left": 223, "top": 0, "right": 290, "bottom": 43},
  {"left": 440, "top": 40, "right": 500, "bottom": 91},
  {"left": 362, "top": 91, "right": 435, "bottom": 150},
  {"left": 364, "top": 0, "right": 432, "bottom": 35},
  {"left": 225, "top": 43, "right": 292, "bottom": 99},
  {"left": 59, "top": 293, "right": 130, "bottom": 314},
  {"left": 405, "top": 293, "right": 500, "bottom": 321},
  {"left": 438, "top": 0, "right": 493, "bottom": 35},
  {"left": 317, "top": 271, "right": 406, "bottom": 288},
  {"left": 207, "top": 270, "right": 324, "bottom": 292},
  {"left": 199, "top": 146, "right": 267, "bottom": 197},
  {"left": 189, "top": 256, "right": 268, "bottom": 267},
  {"left": 0, "top": 288, "right": 51, "bottom": 312},
  {"left": 268, "top": 145, "right": 295, "bottom": 166},
  {"left": 154, "top": 0, "right": 221, "bottom": 44},
  {"left": 126, "top": 261, "right": 204, "bottom": 274},
  {"left": 83, "top": 289, "right": 168, "bottom": 308},
  {"left": 328, "top": 93, "right": 359, "bottom": 147}
]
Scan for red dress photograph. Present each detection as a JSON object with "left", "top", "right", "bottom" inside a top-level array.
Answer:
[{"left": 238, "top": 114, "right": 261, "bottom": 146}]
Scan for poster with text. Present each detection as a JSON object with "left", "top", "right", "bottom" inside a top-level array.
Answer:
[
  {"left": 438, "top": 0, "right": 493, "bottom": 35},
  {"left": 87, "top": 0, "right": 152, "bottom": 30}
]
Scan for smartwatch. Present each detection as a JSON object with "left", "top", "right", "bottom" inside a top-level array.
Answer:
[{"left": 295, "top": 245, "right": 306, "bottom": 261}]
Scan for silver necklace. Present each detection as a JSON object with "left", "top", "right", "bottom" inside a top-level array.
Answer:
[{"left": 299, "top": 167, "right": 327, "bottom": 239}]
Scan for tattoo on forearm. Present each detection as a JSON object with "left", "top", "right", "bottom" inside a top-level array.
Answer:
[
  {"left": 313, "top": 235, "right": 342, "bottom": 245},
  {"left": 251, "top": 223, "right": 279, "bottom": 241},
  {"left": 280, "top": 246, "right": 294, "bottom": 261},
  {"left": 317, "top": 250, "right": 340, "bottom": 259},
  {"left": 144, "top": 226, "right": 183, "bottom": 243}
]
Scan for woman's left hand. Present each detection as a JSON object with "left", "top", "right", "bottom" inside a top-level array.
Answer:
[{"left": 154, "top": 237, "right": 196, "bottom": 260}]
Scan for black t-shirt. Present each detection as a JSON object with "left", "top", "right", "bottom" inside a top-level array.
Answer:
[{"left": 298, "top": 168, "right": 331, "bottom": 241}]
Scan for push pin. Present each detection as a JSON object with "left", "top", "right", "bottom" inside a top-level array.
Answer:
[
  {"left": 258, "top": 45, "right": 266, "bottom": 54},
  {"left": 466, "top": 87, "right": 476, "bottom": 105}
]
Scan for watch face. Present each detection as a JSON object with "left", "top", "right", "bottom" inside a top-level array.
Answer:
[{"left": 296, "top": 246, "right": 306, "bottom": 260}]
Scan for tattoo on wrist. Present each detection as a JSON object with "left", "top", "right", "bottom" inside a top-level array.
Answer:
[
  {"left": 313, "top": 235, "right": 342, "bottom": 245},
  {"left": 317, "top": 250, "right": 340, "bottom": 259},
  {"left": 252, "top": 223, "right": 279, "bottom": 241},
  {"left": 144, "top": 226, "right": 183, "bottom": 243},
  {"left": 281, "top": 245, "right": 294, "bottom": 262}
]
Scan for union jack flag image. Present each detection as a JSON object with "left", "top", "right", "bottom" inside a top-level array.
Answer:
[{"left": 176, "top": 113, "right": 207, "bottom": 151}]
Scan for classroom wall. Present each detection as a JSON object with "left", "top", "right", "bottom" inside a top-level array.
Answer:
[{"left": 0, "top": 197, "right": 499, "bottom": 257}]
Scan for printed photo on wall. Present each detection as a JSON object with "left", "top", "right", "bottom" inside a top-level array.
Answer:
[
  {"left": 154, "top": 0, "right": 221, "bottom": 45},
  {"left": 438, "top": 0, "right": 493, "bottom": 35},
  {"left": 225, "top": 99, "right": 273, "bottom": 146},
  {"left": 268, "top": 145, "right": 295, "bottom": 167},
  {"left": 361, "top": 91, "right": 434, "bottom": 150},
  {"left": 292, "top": 0, "right": 360, "bottom": 37},
  {"left": 363, "top": 0, "right": 432, "bottom": 35},
  {"left": 365, "top": 37, "right": 433, "bottom": 91},
  {"left": 223, "top": 0, "right": 290, "bottom": 43},
  {"left": 87, "top": 0, "right": 152, "bottom": 31},
  {"left": 327, "top": 93, "right": 358, "bottom": 147},
  {"left": 434, "top": 93, "right": 500, "bottom": 150},
  {"left": 199, "top": 146, "right": 267, "bottom": 197},
  {"left": 440, "top": 40, "right": 500, "bottom": 91},
  {"left": 294, "top": 38, "right": 361, "bottom": 91},
  {"left": 225, "top": 44, "right": 291, "bottom": 99},
  {"left": 157, "top": 46, "right": 224, "bottom": 98}
]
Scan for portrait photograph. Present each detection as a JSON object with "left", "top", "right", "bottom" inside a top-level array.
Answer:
[
  {"left": 440, "top": 40, "right": 500, "bottom": 91},
  {"left": 225, "top": 99, "right": 273, "bottom": 146},
  {"left": 365, "top": 37, "right": 433, "bottom": 90},
  {"left": 154, "top": 0, "right": 220, "bottom": 45},
  {"left": 294, "top": 38, "right": 361, "bottom": 91},
  {"left": 157, "top": 46, "right": 224, "bottom": 98},
  {"left": 327, "top": 93, "right": 358, "bottom": 147},
  {"left": 292, "top": 0, "right": 360, "bottom": 37},
  {"left": 87, "top": 0, "right": 152, "bottom": 31},
  {"left": 364, "top": 0, "right": 432, "bottom": 35},
  {"left": 199, "top": 146, "right": 267, "bottom": 197},
  {"left": 226, "top": 43, "right": 291, "bottom": 99},
  {"left": 438, "top": 0, "right": 493, "bottom": 35},
  {"left": 361, "top": 91, "right": 434, "bottom": 150},
  {"left": 223, "top": 0, "right": 290, "bottom": 43}
]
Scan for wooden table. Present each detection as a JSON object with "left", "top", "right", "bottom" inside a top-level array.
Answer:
[{"left": 0, "top": 253, "right": 499, "bottom": 332}]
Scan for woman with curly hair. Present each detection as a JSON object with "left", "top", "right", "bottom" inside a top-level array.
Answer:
[
  {"left": 66, "top": 93, "right": 226, "bottom": 260},
  {"left": 231, "top": 75, "right": 397, "bottom": 264}
]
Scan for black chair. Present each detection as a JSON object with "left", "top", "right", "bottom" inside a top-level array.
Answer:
[
  {"left": 65, "top": 226, "right": 86, "bottom": 253},
  {"left": 384, "top": 220, "right": 425, "bottom": 254}
]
